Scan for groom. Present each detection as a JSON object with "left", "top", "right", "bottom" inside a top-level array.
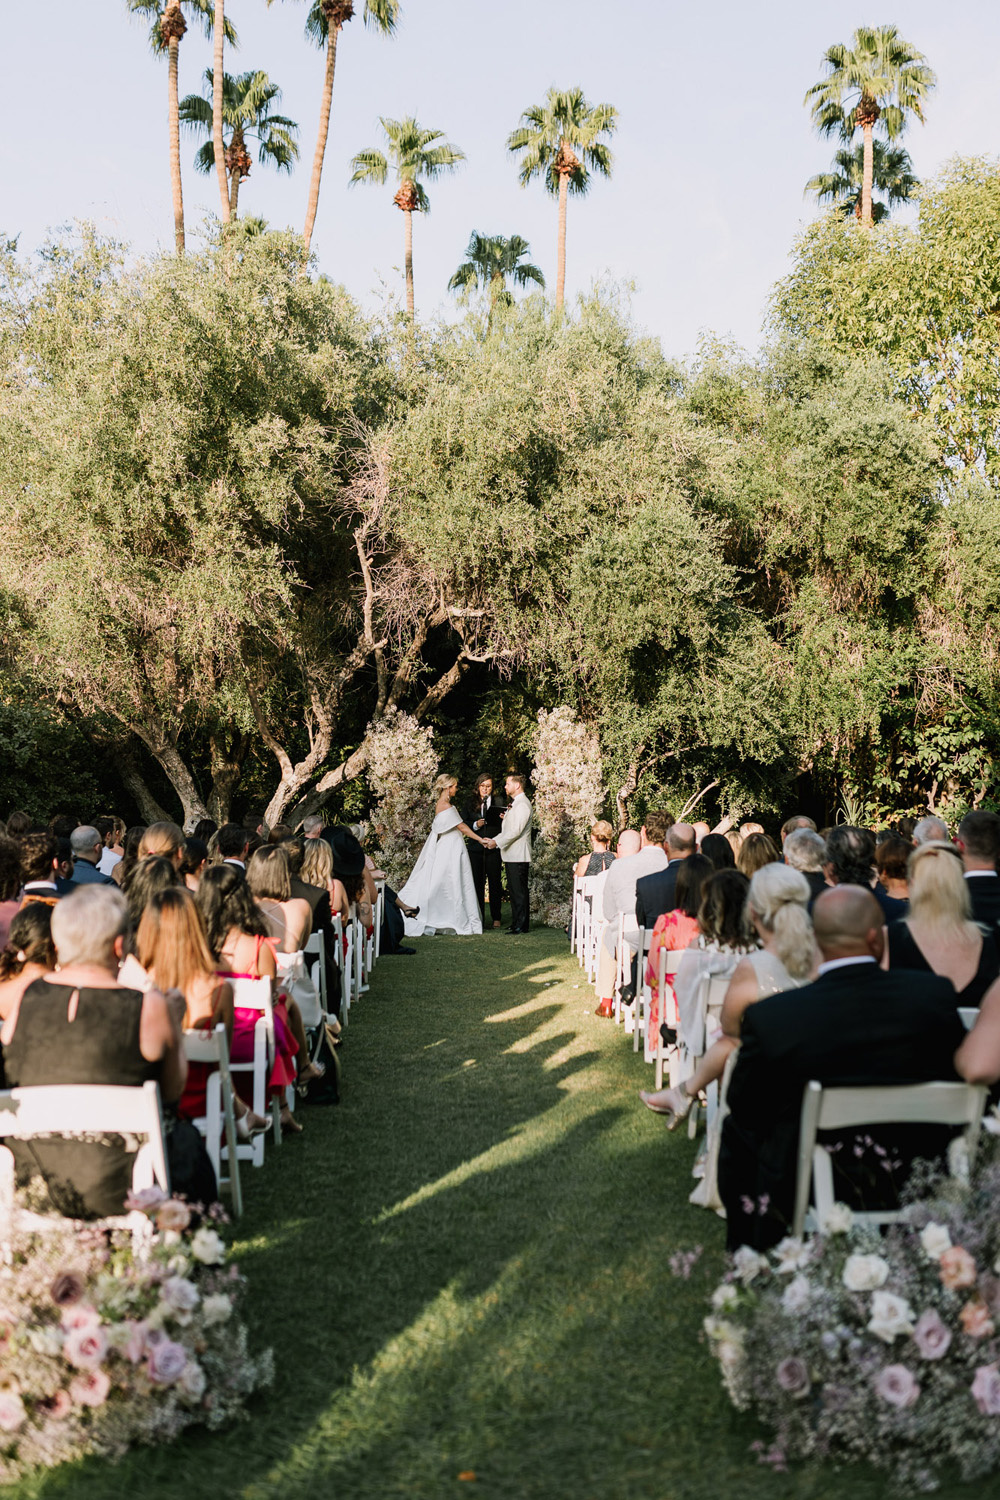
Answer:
[
  {"left": 466, "top": 772, "right": 506, "bottom": 929},
  {"left": 489, "top": 771, "right": 532, "bottom": 934}
]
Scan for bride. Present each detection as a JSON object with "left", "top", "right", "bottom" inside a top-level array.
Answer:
[{"left": 397, "top": 775, "right": 488, "bottom": 937}]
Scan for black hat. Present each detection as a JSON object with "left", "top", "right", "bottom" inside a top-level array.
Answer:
[{"left": 326, "top": 825, "right": 366, "bottom": 877}]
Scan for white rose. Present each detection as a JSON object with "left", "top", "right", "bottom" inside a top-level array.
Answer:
[
  {"left": 821, "top": 1203, "right": 854, "bottom": 1236},
  {"left": 201, "top": 1293, "right": 233, "bottom": 1327},
  {"left": 842, "top": 1254, "right": 890, "bottom": 1293},
  {"left": 773, "top": 1237, "right": 812, "bottom": 1274},
  {"left": 782, "top": 1275, "right": 812, "bottom": 1315},
  {"left": 190, "top": 1228, "right": 226, "bottom": 1266},
  {"left": 732, "top": 1246, "right": 769, "bottom": 1285},
  {"left": 711, "top": 1284, "right": 740, "bottom": 1313},
  {"left": 28, "top": 1326, "right": 65, "bottom": 1357},
  {"left": 716, "top": 1338, "right": 744, "bottom": 1370},
  {"left": 159, "top": 1276, "right": 200, "bottom": 1327},
  {"left": 703, "top": 1315, "right": 740, "bottom": 1343},
  {"left": 867, "top": 1290, "right": 915, "bottom": 1344},
  {"left": 920, "top": 1222, "right": 953, "bottom": 1261},
  {"left": 177, "top": 1360, "right": 207, "bottom": 1404}
]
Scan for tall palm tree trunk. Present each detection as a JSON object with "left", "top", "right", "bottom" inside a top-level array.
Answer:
[
  {"left": 212, "top": 0, "right": 230, "bottom": 221},
  {"left": 302, "top": 23, "right": 341, "bottom": 254},
  {"left": 556, "top": 170, "right": 569, "bottom": 311},
  {"left": 229, "top": 168, "right": 241, "bottom": 218},
  {"left": 861, "top": 122, "right": 874, "bottom": 227},
  {"left": 167, "top": 33, "right": 185, "bottom": 254},
  {"left": 403, "top": 209, "right": 414, "bottom": 317}
]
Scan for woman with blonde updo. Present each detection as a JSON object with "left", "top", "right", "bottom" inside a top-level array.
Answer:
[
  {"left": 395, "top": 775, "right": 488, "bottom": 937},
  {"left": 884, "top": 841, "right": 999, "bottom": 1005},
  {"left": 137, "top": 821, "right": 185, "bottom": 869},
  {"left": 574, "top": 820, "right": 615, "bottom": 878}
]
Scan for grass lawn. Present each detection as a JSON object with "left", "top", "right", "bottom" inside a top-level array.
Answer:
[{"left": 12, "top": 923, "right": 1000, "bottom": 1498}]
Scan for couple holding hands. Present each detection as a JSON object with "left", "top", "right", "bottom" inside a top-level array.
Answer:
[{"left": 398, "top": 771, "right": 532, "bottom": 938}]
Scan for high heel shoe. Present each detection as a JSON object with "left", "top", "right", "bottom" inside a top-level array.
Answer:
[
  {"left": 399, "top": 903, "right": 420, "bottom": 918},
  {"left": 639, "top": 1086, "right": 694, "bottom": 1130},
  {"left": 236, "top": 1108, "right": 272, "bottom": 1140}
]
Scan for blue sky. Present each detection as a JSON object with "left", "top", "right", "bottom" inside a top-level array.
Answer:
[{"left": 3, "top": 0, "right": 998, "bottom": 358}]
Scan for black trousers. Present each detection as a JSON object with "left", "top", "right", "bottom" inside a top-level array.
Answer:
[
  {"left": 505, "top": 861, "right": 530, "bottom": 932},
  {"left": 469, "top": 844, "right": 504, "bottom": 925}
]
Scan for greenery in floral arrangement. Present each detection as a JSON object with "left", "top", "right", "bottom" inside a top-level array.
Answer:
[
  {"left": 705, "top": 1153, "right": 1000, "bottom": 1490},
  {"left": 0, "top": 1188, "right": 273, "bottom": 1480},
  {"left": 365, "top": 707, "right": 439, "bottom": 887},
  {"left": 529, "top": 706, "right": 605, "bottom": 928}
]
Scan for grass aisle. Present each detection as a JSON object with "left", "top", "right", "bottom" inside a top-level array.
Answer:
[{"left": 16, "top": 926, "right": 1000, "bottom": 1498}]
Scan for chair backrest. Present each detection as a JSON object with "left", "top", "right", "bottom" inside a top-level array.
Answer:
[
  {"left": 230, "top": 975, "right": 275, "bottom": 1057},
  {"left": 0, "top": 1079, "right": 170, "bottom": 1199},
  {"left": 792, "top": 1079, "right": 988, "bottom": 1237},
  {"left": 959, "top": 1006, "right": 978, "bottom": 1033},
  {"left": 183, "top": 1021, "right": 226, "bottom": 1066}
]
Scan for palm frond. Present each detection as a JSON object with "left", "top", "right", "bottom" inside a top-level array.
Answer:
[{"left": 349, "top": 149, "right": 389, "bottom": 185}]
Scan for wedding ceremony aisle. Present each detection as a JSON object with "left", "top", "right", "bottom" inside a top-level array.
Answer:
[{"left": 12, "top": 928, "right": 996, "bottom": 1500}]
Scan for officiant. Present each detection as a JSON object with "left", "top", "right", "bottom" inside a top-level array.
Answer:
[{"left": 465, "top": 772, "right": 505, "bottom": 929}]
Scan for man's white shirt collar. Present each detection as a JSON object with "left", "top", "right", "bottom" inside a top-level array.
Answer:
[
  {"left": 818, "top": 956, "right": 877, "bottom": 976},
  {"left": 965, "top": 870, "right": 997, "bottom": 878},
  {"left": 224, "top": 858, "right": 245, "bottom": 869}
]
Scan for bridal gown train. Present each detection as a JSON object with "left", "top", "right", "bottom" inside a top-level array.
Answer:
[{"left": 397, "top": 806, "right": 483, "bottom": 937}]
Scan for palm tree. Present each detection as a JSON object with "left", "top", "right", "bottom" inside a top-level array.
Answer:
[
  {"left": 126, "top": 0, "right": 237, "bottom": 255},
  {"left": 180, "top": 69, "right": 299, "bottom": 218},
  {"left": 807, "top": 140, "right": 918, "bottom": 223},
  {"left": 349, "top": 117, "right": 464, "bottom": 317},
  {"left": 212, "top": 0, "right": 229, "bottom": 221},
  {"left": 507, "top": 87, "right": 618, "bottom": 312},
  {"left": 805, "top": 26, "right": 935, "bottom": 228},
  {"left": 448, "top": 233, "right": 545, "bottom": 323}
]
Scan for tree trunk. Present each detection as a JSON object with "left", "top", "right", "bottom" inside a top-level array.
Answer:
[
  {"left": 404, "top": 207, "right": 414, "bottom": 317},
  {"left": 167, "top": 33, "right": 185, "bottom": 255},
  {"left": 118, "top": 754, "right": 173, "bottom": 826},
  {"left": 556, "top": 168, "right": 568, "bottom": 311},
  {"left": 229, "top": 166, "right": 240, "bottom": 219},
  {"left": 131, "top": 724, "right": 210, "bottom": 831},
  {"left": 861, "top": 122, "right": 874, "bottom": 228},
  {"left": 212, "top": 0, "right": 230, "bottom": 222},
  {"left": 302, "top": 23, "right": 341, "bottom": 255},
  {"left": 207, "top": 730, "right": 247, "bottom": 824}
]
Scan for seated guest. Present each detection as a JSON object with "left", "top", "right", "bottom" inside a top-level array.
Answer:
[
  {"left": 5, "top": 810, "right": 31, "bottom": 841},
  {"left": 913, "top": 814, "right": 949, "bottom": 846},
  {"left": 301, "top": 813, "right": 324, "bottom": 840},
  {"left": 267, "top": 823, "right": 294, "bottom": 845},
  {"left": 95, "top": 816, "right": 125, "bottom": 875},
  {"left": 957, "top": 810, "right": 1000, "bottom": 930},
  {"left": 180, "top": 836, "right": 210, "bottom": 892},
  {"left": 644, "top": 854, "right": 713, "bottom": 1043},
  {"left": 246, "top": 846, "right": 312, "bottom": 953},
  {"left": 955, "top": 971, "right": 1000, "bottom": 1084},
  {"left": 216, "top": 822, "right": 249, "bottom": 869},
  {"left": 69, "top": 825, "right": 114, "bottom": 886},
  {"left": 784, "top": 827, "right": 829, "bottom": 907},
  {"left": 0, "top": 885, "right": 188, "bottom": 1219},
  {"left": 111, "top": 824, "right": 147, "bottom": 888},
  {"left": 700, "top": 833, "right": 736, "bottom": 871},
  {"left": 692, "top": 821, "right": 711, "bottom": 851},
  {"left": 724, "top": 829, "right": 743, "bottom": 860},
  {"left": 299, "top": 835, "right": 348, "bottom": 925},
  {"left": 780, "top": 814, "right": 817, "bottom": 845},
  {"left": 642, "top": 864, "right": 813, "bottom": 1125},
  {"left": 874, "top": 833, "right": 912, "bottom": 920},
  {"left": 824, "top": 824, "right": 876, "bottom": 891},
  {"left": 123, "top": 855, "right": 181, "bottom": 937},
  {"left": 595, "top": 816, "right": 671, "bottom": 1017},
  {"left": 0, "top": 836, "right": 22, "bottom": 947},
  {"left": 737, "top": 832, "right": 779, "bottom": 878},
  {"left": 137, "top": 821, "right": 185, "bottom": 870},
  {"left": 739, "top": 821, "right": 765, "bottom": 842},
  {"left": 0, "top": 904, "right": 56, "bottom": 1022},
  {"left": 574, "top": 819, "right": 616, "bottom": 878},
  {"left": 719, "top": 886, "right": 967, "bottom": 1250},
  {"left": 634, "top": 819, "right": 695, "bottom": 932},
  {"left": 54, "top": 836, "right": 77, "bottom": 893},
  {"left": 192, "top": 817, "right": 218, "bottom": 844},
  {"left": 884, "top": 841, "right": 999, "bottom": 1007},
  {"left": 17, "top": 831, "right": 66, "bottom": 908}
]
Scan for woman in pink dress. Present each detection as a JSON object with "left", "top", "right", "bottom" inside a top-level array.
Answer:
[{"left": 645, "top": 854, "right": 712, "bottom": 1046}]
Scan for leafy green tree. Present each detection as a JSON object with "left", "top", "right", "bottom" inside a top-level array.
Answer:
[
  {"left": 447, "top": 232, "right": 544, "bottom": 323},
  {"left": 507, "top": 88, "right": 617, "bottom": 311},
  {"left": 805, "top": 25, "right": 935, "bottom": 227},
  {"left": 349, "top": 117, "right": 464, "bottom": 317},
  {"left": 180, "top": 69, "right": 299, "bottom": 218},
  {"left": 807, "top": 140, "right": 918, "bottom": 223},
  {"left": 126, "top": 1, "right": 236, "bottom": 255}
]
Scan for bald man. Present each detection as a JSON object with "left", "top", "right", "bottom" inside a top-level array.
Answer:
[
  {"left": 719, "top": 886, "right": 966, "bottom": 1251},
  {"left": 594, "top": 817, "right": 670, "bottom": 1016}
]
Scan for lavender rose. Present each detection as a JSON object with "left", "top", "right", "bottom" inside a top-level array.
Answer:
[
  {"left": 876, "top": 1364, "right": 921, "bottom": 1409},
  {"left": 776, "top": 1357, "right": 811, "bottom": 1398},
  {"left": 913, "top": 1309, "right": 952, "bottom": 1360},
  {"left": 145, "top": 1335, "right": 188, "bottom": 1386},
  {"left": 971, "top": 1364, "right": 1000, "bottom": 1416}
]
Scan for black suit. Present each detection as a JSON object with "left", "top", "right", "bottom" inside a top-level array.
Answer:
[
  {"left": 634, "top": 859, "right": 683, "bottom": 931},
  {"left": 465, "top": 795, "right": 506, "bottom": 926},
  {"left": 719, "top": 962, "right": 965, "bottom": 1250},
  {"left": 966, "top": 873, "right": 1000, "bottom": 931}
]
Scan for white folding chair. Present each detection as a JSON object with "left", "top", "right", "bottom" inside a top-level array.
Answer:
[
  {"left": 792, "top": 1079, "right": 988, "bottom": 1238},
  {"left": 304, "top": 929, "right": 328, "bottom": 1017},
  {"left": 571, "top": 875, "right": 583, "bottom": 958},
  {"left": 351, "top": 915, "right": 365, "bottom": 1005},
  {"left": 0, "top": 1080, "right": 169, "bottom": 1242},
  {"left": 648, "top": 948, "right": 685, "bottom": 1086},
  {"left": 229, "top": 975, "right": 279, "bottom": 1163},
  {"left": 183, "top": 1024, "right": 243, "bottom": 1218},
  {"left": 686, "top": 973, "right": 731, "bottom": 1140},
  {"left": 374, "top": 881, "right": 386, "bottom": 960}
]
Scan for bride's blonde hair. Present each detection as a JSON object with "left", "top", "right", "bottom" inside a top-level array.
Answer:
[{"left": 434, "top": 774, "right": 458, "bottom": 797}]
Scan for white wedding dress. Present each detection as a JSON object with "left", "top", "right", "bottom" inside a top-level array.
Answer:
[{"left": 397, "top": 805, "right": 483, "bottom": 937}]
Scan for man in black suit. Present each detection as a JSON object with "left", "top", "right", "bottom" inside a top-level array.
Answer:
[
  {"left": 465, "top": 773, "right": 505, "bottom": 929},
  {"left": 634, "top": 822, "right": 695, "bottom": 932},
  {"left": 719, "top": 885, "right": 966, "bottom": 1251},
  {"left": 959, "top": 810, "right": 1000, "bottom": 931}
]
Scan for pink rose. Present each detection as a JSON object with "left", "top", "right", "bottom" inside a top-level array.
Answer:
[
  {"left": 776, "top": 1357, "right": 810, "bottom": 1398},
  {"left": 42, "top": 1390, "right": 73, "bottom": 1420},
  {"left": 972, "top": 1365, "right": 1000, "bottom": 1416},
  {"left": 961, "top": 1300, "right": 996, "bottom": 1339},
  {"left": 61, "top": 1304, "right": 100, "bottom": 1332},
  {"left": 69, "top": 1369, "right": 111, "bottom": 1408},
  {"left": 63, "top": 1323, "right": 108, "bottom": 1370},
  {"left": 124, "top": 1185, "right": 168, "bottom": 1213},
  {"left": 913, "top": 1309, "right": 952, "bottom": 1360},
  {"left": 145, "top": 1335, "right": 188, "bottom": 1386},
  {"left": 940, "top": 1246, "right": 978, "bottom": 1290},
  {"left": 122, "top": 1319, "right": 149, "bottom": 1365},
  {"left": 156, "top": 1199, "right": 192, "bottom": 1233},
  {"left": 0, "top": 1391, "right": 26, "bottom": 1432},
  {"left": 50, "top": 1272, "right": 86, "bottom": 1308},
  {"left": 875, "top": 1364, "right": 920, "bottom": 1409}
]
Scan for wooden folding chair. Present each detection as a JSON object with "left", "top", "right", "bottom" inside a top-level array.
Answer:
[
  {"left": 183, "top": 1023, "right": 243, "bottom": 1217},
  {"left": 792, "top": 1079, "right": 988, "bottom": 1238}
]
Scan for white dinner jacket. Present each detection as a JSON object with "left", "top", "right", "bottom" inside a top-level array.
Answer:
[{"left": 495, "top": 793, "right": 533, "bottom": 864}]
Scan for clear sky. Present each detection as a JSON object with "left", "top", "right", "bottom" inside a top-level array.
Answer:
[{"left": 3, "top": 0, "right": 997, "bottom": 360}]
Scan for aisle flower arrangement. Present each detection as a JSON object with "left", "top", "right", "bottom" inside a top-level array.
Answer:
[
  {"left": 0, "top": 1188, "right": 273, "bottom": 1480},
  {"left": 705, "top": 1159, "right": 1000, "bottom": 1490}
]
